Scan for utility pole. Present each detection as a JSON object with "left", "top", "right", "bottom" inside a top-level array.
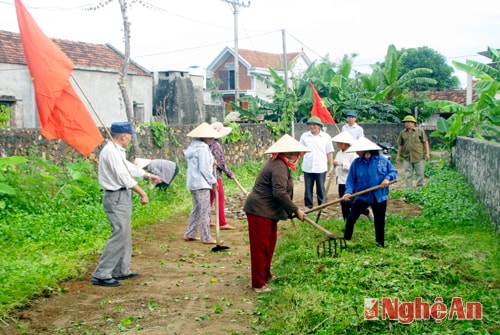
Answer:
[{"left": 223, "top": 0, "right": 251, "bottom": 107}]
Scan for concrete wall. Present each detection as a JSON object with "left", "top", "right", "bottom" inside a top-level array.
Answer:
[{"left": 454, "top": 137, "right": 500, "bottom": 231}]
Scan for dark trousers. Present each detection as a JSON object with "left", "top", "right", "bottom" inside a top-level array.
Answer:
[
  {"left": 246, "top": 212, "right": 278, "bottom": 289},
  {"left": 338, "top": 184, "right": 369, "bottom": 220},
  {"left": 343, "top": 199, "right": 387, "bottom": 247},
  {"left": 303, "top": 172, "right": 326, "bottom": 209}
]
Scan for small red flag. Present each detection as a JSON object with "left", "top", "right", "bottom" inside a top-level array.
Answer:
[
  {"left": 309, "top": 82, "right": 335, "bottom": 124},
  {"left": 15, "top": 0, "right": 103, "bottom": 156}
]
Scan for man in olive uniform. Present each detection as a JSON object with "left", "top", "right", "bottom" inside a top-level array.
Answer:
[{"left": 396, "top": 115, "right": 430, "bottom": 189}]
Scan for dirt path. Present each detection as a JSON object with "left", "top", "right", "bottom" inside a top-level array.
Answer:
[{"left": 1, "top": 167, "right": 420, "bottom": 335}]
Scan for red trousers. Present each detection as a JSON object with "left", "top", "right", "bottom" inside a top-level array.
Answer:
[
  {"left": 246, "top": 212, "right": 278, "bottom": 289},
  {"left": 210, "top": 179, "right": 229, "bottom": 227}
]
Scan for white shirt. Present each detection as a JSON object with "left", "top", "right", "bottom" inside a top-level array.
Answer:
[
  {"left": 299, "top": 131, "right": 334, "bottom": 173},
  {"left": 342, "top": 123, "right": 364, "bottom": 140},
  {"left": 98, "top": 140, "right": 145, "bottom": 191},
  {"left": 334, "top": 150, "right": 358, "bottom": 184}
]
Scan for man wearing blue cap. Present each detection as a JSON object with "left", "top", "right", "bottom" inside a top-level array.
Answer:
[
  {"left": 91, "top": 121, "right": 161, "bottom": 287},
  {"left": 342, "top": 110, "right": 364, "bottom": 140}
]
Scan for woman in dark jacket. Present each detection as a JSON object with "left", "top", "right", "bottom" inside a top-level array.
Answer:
[{"left": 243, "top": 134, "right": 309, "bottom": 293}]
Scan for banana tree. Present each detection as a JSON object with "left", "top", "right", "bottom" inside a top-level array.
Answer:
[{"left": 366, "top": 44, "right": 437, "bottom": 121}]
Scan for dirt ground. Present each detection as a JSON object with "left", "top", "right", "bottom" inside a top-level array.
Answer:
[{"left": 1, "top": 167, "right": 422, "bottom": 335}]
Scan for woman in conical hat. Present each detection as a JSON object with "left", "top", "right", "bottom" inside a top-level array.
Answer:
[
  {"left": 331, "top": 131, "right": 373, "bottom": 222},
  {"left": 209, "top": 122, "right": 237, "bottom": 230},
  {"left": 342, "top": 137, "right": 398, "bottom": 248},
  {"left": 243, "top": 134, "right": 310, "bottom": 293},
  {"left": 183, "top": 122, "right": 222, "bottom": 244}
]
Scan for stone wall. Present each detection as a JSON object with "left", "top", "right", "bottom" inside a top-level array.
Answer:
[
  {"left": 454, "top": 137, "right": 500, "bottom": 231},
  {"left": 1, "top": 125, "right": 497, "bottom": 231},
  {"left": 0, "top": 122, "right": 437, "bottom": 165}
]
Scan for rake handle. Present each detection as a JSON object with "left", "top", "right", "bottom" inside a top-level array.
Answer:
[
  {"left": 302, "top": 216, "right": 336, "bottom": 239},
  {"left": 305, "top": 180, "right": 397, "bottom": 214}
]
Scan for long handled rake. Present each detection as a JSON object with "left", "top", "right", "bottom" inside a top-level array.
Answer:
[
  {"left": 303, "top": 180, "right": 397, "bottom": 257},
  {"left": 305, "top": 180, "right": 398, "bottom": 215}
]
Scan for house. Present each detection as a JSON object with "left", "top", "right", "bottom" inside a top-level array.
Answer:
[
  {"left": 0, "top": 30, "right": 152, "bottom": 129},
  {"left": 206, "top": 47, "right": 311, "bottom": 110}
]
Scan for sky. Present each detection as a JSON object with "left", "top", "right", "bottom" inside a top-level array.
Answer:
[{"left": 1, "top": 0, "right": 499, "bottom": 88}]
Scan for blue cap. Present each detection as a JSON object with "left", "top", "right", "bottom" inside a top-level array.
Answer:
[
  {"left": 110, "top": 121, "right": 136, "bottom": 134},
  {"left": 346, "top": 111, "right": 358, "bottom": 118}
]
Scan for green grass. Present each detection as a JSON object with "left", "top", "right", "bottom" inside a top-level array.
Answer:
[{"left": 0, "top": 157, "right": 499, "bottom": 335}]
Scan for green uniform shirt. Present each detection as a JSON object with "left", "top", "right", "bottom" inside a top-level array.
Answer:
[{"left": 397, "top": 127, "right": 428, "bottom": 163}]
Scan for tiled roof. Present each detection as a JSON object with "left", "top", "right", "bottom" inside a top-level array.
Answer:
[
  {"left": 0, "top": 30, "right": 150, "bottom": 76},
  {"left": 238, "top": 48, "right": 304, "bottom": 70}
]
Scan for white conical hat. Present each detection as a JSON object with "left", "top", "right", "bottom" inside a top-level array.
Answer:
[
  {"left": 264, "top": 134, "right": 311, "bottom": 154},
  {"left": 345, "top": 137, "right": 382, "bottom": 152},
  {"left": 332, "top": 131, "right": 356, "bottom": 145},
  {"left": 211, "top": 121, "right": 232, "bottom": 137},
  {"left": 133, "top": 158, "right": 152, "bottom": 169},
  {"left": 187, "top": 122, "right": 222, "bottom": 138}
]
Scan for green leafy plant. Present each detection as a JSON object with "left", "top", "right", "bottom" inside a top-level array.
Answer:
[
  {"left": 219, "top": 122, "right": 253, "bottom": 144},
  {"left": 0, "top": 105, "right": 12, "bottom": 127},
  {"left": 150, "top": 121, "right": 167, "bottom": 147}
]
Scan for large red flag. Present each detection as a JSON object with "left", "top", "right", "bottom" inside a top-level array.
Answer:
[
  {"left": 309, "top": 82, "right": 335, "bottom": 124},
  {"left": 15, "top": 0, "right": 103, "bottom": 156}
]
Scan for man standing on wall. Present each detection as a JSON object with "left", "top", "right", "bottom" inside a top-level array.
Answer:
[{"left": 396, "top": 115, "right": 430, "bottom": 189}]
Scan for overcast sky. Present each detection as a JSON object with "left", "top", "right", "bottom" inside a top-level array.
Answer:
[{"left": 1, "top": 0, "right": 499, "bottom": 88}]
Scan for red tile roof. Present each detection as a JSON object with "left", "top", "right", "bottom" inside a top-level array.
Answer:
[
  {"left": 0, "top": 30, "right": 150, "bottom": 76},
  {"left": 238, "top": 48, "right": 304, "bottom": 70}
]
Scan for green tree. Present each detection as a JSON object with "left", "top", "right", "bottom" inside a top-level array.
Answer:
[
  {"left": 364, "top": 44, "right": 437, "bottom": 122},
  {"left": 399, "top": 46, "right": 460, "bottom": 90}
]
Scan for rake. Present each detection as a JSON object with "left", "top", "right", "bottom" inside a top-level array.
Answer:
[{"left": 302, "top": 216, "right": 347, "bottom": 258}]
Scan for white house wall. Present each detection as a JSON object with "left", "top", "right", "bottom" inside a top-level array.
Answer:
[
  {"left": 72, "top": 69, "right": 152, "bottom": 127},
  {"left": 0, "top": 63, "right": 152, "bottom": 129},
  {"left": 0, "top": 63, "right": 37, "bottom": 128}
]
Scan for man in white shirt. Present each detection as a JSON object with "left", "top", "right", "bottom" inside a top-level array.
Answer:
[
  {"left": 299, "top": 117, "right": 335, "bottom": 209},
  {"left": 91, "top": 121, "right": 161, "bottom": 287},
  {"left": 341, "top": 111, "right": 364, "bottom": 140}
]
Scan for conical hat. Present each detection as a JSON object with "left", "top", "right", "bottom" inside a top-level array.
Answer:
[
  {"left": 211, "top": 121, "right": 232, "bottom": 137},
  {"left": 134, "top": 158, "right": 152, "bottom": 169},
  {"left": 264, "top": 134, "right": 311, "bottom": 154},
  {"left": 332, "top": 131, "right": 356, "bottom": 145},
  {"left": 187, "top": 122, "right": 222, "bottom": 138},
  {"left": 345, "top": 137, "right": 382, "bottom": 152}
]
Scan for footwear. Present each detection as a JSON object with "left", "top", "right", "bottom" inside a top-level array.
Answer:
[
  {"left": 91, "top": 277, "right": 120, "bottom": 287},
  {"left": 210, "top": 222, "right": 216, "bottom": 227},
  {"left": 202, "top": 239, "right": 222, "bottom": 244},
  {"left": 220, "top": 224, "right": 236, "bottom": 230},
  {"left": 113, "top": 272, "right": 140, "bottom": 280},
  {"left": 367, "top": 208, "right": 374, "bottom": 222},
  {"left": 254, "top": 285, "right": 271, "bottom": 293},
  {"left": 183, "top": 237, "right": 200, "bottom": 241}
]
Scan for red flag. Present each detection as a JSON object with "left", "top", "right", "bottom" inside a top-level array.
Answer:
[
  {"left": 309, "top": 82, "right": 335, "bottom": 124},
  {"left": 15, "top": 0, "right": 103, "bottom": 156}
]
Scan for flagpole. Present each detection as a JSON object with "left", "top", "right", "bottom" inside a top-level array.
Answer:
[
  {"left": 70, "top": 74, "right": 113, "bottom": 141},
  {"left": 282, "top": 29, "right": 293, "bottom": 138}
]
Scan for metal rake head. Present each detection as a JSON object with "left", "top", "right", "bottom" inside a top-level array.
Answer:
[{"left": 316, "top": 237, "right": 347, "bottom": 257}]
